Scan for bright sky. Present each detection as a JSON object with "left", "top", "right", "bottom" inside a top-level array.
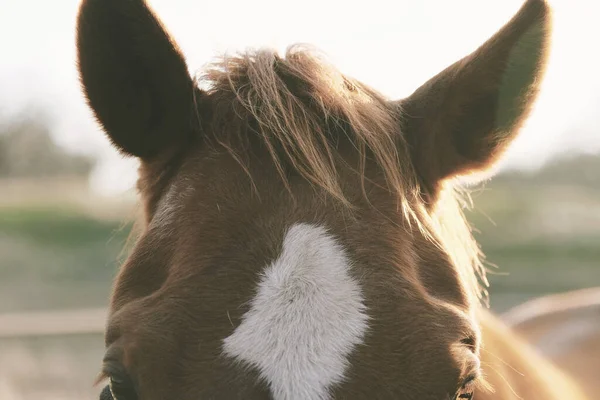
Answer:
[{"left": 0, "top": 0, "right": 598, "bottom": 195}]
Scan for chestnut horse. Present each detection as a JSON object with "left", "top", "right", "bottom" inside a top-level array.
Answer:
[{"left": 76, "top": 0, "right": 588, "bottom": 398}]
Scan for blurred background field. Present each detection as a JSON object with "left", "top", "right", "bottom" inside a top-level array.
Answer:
[{"left": 2, "top": 0, "right": 600, "bottom": 398}]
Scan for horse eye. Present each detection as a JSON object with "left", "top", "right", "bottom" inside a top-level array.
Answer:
[
  {"left": 106, "top": 373, "right": 138, "bottom": 400},
  {"left": 100, "top": 384, "right": 113, "bottom": 400},
  {"left": 456, "top": 390, "right": 474, "bottom": 400},
  {"left": 454, "top": 374, "right": 477, "bottom": 400}
]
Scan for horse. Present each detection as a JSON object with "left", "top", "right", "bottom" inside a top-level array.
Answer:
[
  {"left": 75, "top": 0, "right": 589, "bottom": 398},
  {"left": 502, "top": 287, "right": 600, "bottom": 398}
]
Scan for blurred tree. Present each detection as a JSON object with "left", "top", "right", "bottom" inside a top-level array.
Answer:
[
  {"left": 0, "top": 114, "right": 94, "bottom": 178},
  {"left": 495, "top": 152, "right": 600, "bottom": 189}
]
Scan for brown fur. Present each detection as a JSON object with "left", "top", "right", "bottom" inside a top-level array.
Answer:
[{"left": 76, "top": 0, "right": 588, "bottom": 399}]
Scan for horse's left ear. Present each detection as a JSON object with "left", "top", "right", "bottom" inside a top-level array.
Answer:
[
  {"left": 399, "top": 0, "right": 552, "bottom": 189},
  {"left": 76, "top": 0, "right": 197, "bottom": 159}
]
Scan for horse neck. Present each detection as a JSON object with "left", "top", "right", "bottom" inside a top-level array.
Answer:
[{"left": 476, "top": 308, "right": 589, "bottom": 400}]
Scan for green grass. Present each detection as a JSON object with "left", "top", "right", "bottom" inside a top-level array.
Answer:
[
  {"left": 464, "top": 177, "right": 600, "bottom": 310},
  {"left": 0, "top": 206, "right": 132, "bottom": 312},
  {"left": 0, "top": 206, "right": 130, "bottom": 247}
]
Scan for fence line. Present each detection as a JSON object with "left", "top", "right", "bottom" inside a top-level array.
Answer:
[
  {"left": 4, "top": 290, "right": 598, "bottom": 339},
  {"left": 0, "top": 308, "right": 107, "bottom": 338}
]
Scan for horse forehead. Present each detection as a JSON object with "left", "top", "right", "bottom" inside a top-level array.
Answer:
[
  {"left": 222, "top": 222, "right": 370, "bottom": 400},
  {"left": 147, "top": 174, "right": 196, "bottom": 230}
]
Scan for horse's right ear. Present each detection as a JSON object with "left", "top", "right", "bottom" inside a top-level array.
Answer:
[{"left": 76, "top": 0, "right": 197, "bottom": 159}]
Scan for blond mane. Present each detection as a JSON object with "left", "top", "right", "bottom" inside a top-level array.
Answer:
[
  {"left": 198, "top": 46, "right": 417, "bottom": 207},
  {"left": 191, "top": 45, "right": 488, "bottom": 304}
]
